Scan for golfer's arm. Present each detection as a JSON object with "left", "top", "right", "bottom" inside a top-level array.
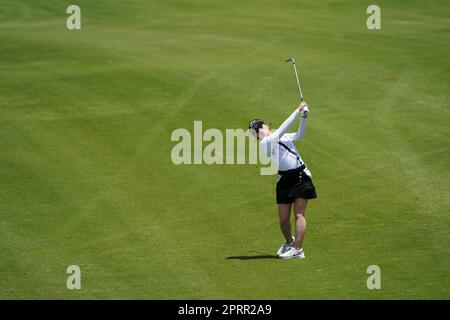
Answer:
[
  {"left": 266, "top": 109, "right": 300, "bottom": 144},
  {"left": 291, "top": 116, "right": 308, "bottom": 141}
]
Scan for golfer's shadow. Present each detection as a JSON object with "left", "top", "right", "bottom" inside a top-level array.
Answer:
[{"left": 226, "top": 251, "right": 278, "bottom": 260}]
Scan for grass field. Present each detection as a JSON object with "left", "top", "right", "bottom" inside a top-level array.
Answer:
[{"left": 1, "top": 0, "right": 449, "bottom": 299}]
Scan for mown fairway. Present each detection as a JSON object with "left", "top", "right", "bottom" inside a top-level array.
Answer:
[{"left": 0, "top": 0, "right": 449, "bottom": 299}]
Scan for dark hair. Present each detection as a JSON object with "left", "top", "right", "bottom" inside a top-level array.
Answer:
[{"left": 248, "top": 119, "right": 266, "bottom": 139}]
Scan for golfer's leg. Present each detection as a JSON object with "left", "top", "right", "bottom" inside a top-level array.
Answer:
[
  {"left": 293, "top": 198, "right": 308, "bottom": 250},
  {"left": 277, "top": 203, "right": 292, "bottom": 242}
]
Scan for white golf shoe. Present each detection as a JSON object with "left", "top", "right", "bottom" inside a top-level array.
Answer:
[
  {"left": 278, "top": 247, "right": 305, "bottom": 260},
  {"left": 277, "top": 236, "right": 295, "bottom": 256}
]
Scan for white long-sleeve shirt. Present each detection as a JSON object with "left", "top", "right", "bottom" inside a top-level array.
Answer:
[{"left": 259, "top": 109, "right": 311, "bottom": 176}]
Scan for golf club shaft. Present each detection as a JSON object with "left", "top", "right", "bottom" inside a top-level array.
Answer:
[
  {"left": 291, "top": 61, "right": 303, "bottom": 101},
  {"left": 287, "top": 56, "right": 307, "bottom": 116}
]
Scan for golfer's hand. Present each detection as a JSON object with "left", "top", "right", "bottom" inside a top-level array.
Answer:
[
  {"left": 298, "top": 100, "right": 308, "bottom": 112},
  {"left": 298, "top": 100, "right": 309, "bottom": 118}
]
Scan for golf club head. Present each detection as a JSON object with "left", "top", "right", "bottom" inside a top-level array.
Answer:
[{"left": 285, "top": 57, "right": 295, "bottom": 64}]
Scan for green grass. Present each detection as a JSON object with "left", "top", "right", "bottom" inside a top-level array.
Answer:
[{"left": 0, "top": 0, "right": 449, "bottom": 299}]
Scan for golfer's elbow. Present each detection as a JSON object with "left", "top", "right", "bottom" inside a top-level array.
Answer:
[{"left": 293, "top": 132, "right": 305, "bottom": 141}]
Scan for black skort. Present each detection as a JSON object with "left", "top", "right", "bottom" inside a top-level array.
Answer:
[{"left": 276, "top": 167, "right": 317, "bottom": 204}]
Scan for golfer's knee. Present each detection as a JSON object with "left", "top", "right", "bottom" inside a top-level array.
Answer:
[{"left": 294, "top": 211, "right": 305, "bottom": 220}]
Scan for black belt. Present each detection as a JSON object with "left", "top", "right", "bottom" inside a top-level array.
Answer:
[{"left": 278, "top": 164, "right": 306, "bottom": 175}]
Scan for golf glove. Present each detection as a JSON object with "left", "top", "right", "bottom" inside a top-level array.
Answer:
[{"left": 301, "top": 106, "right": 309, "bottom": 118}]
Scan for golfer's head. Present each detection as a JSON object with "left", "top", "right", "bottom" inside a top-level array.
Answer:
[{"left": 249, "top": 119, "right": 269, "bottom": 140}]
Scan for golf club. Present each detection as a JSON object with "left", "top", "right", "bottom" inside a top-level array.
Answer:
[{"left": 286, "top": 56, "right": 308, "bottom": 116}]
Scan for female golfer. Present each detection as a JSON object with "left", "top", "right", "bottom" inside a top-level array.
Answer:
[{"left": 249, "top": 100, "right": 317, "bottom": 259}]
